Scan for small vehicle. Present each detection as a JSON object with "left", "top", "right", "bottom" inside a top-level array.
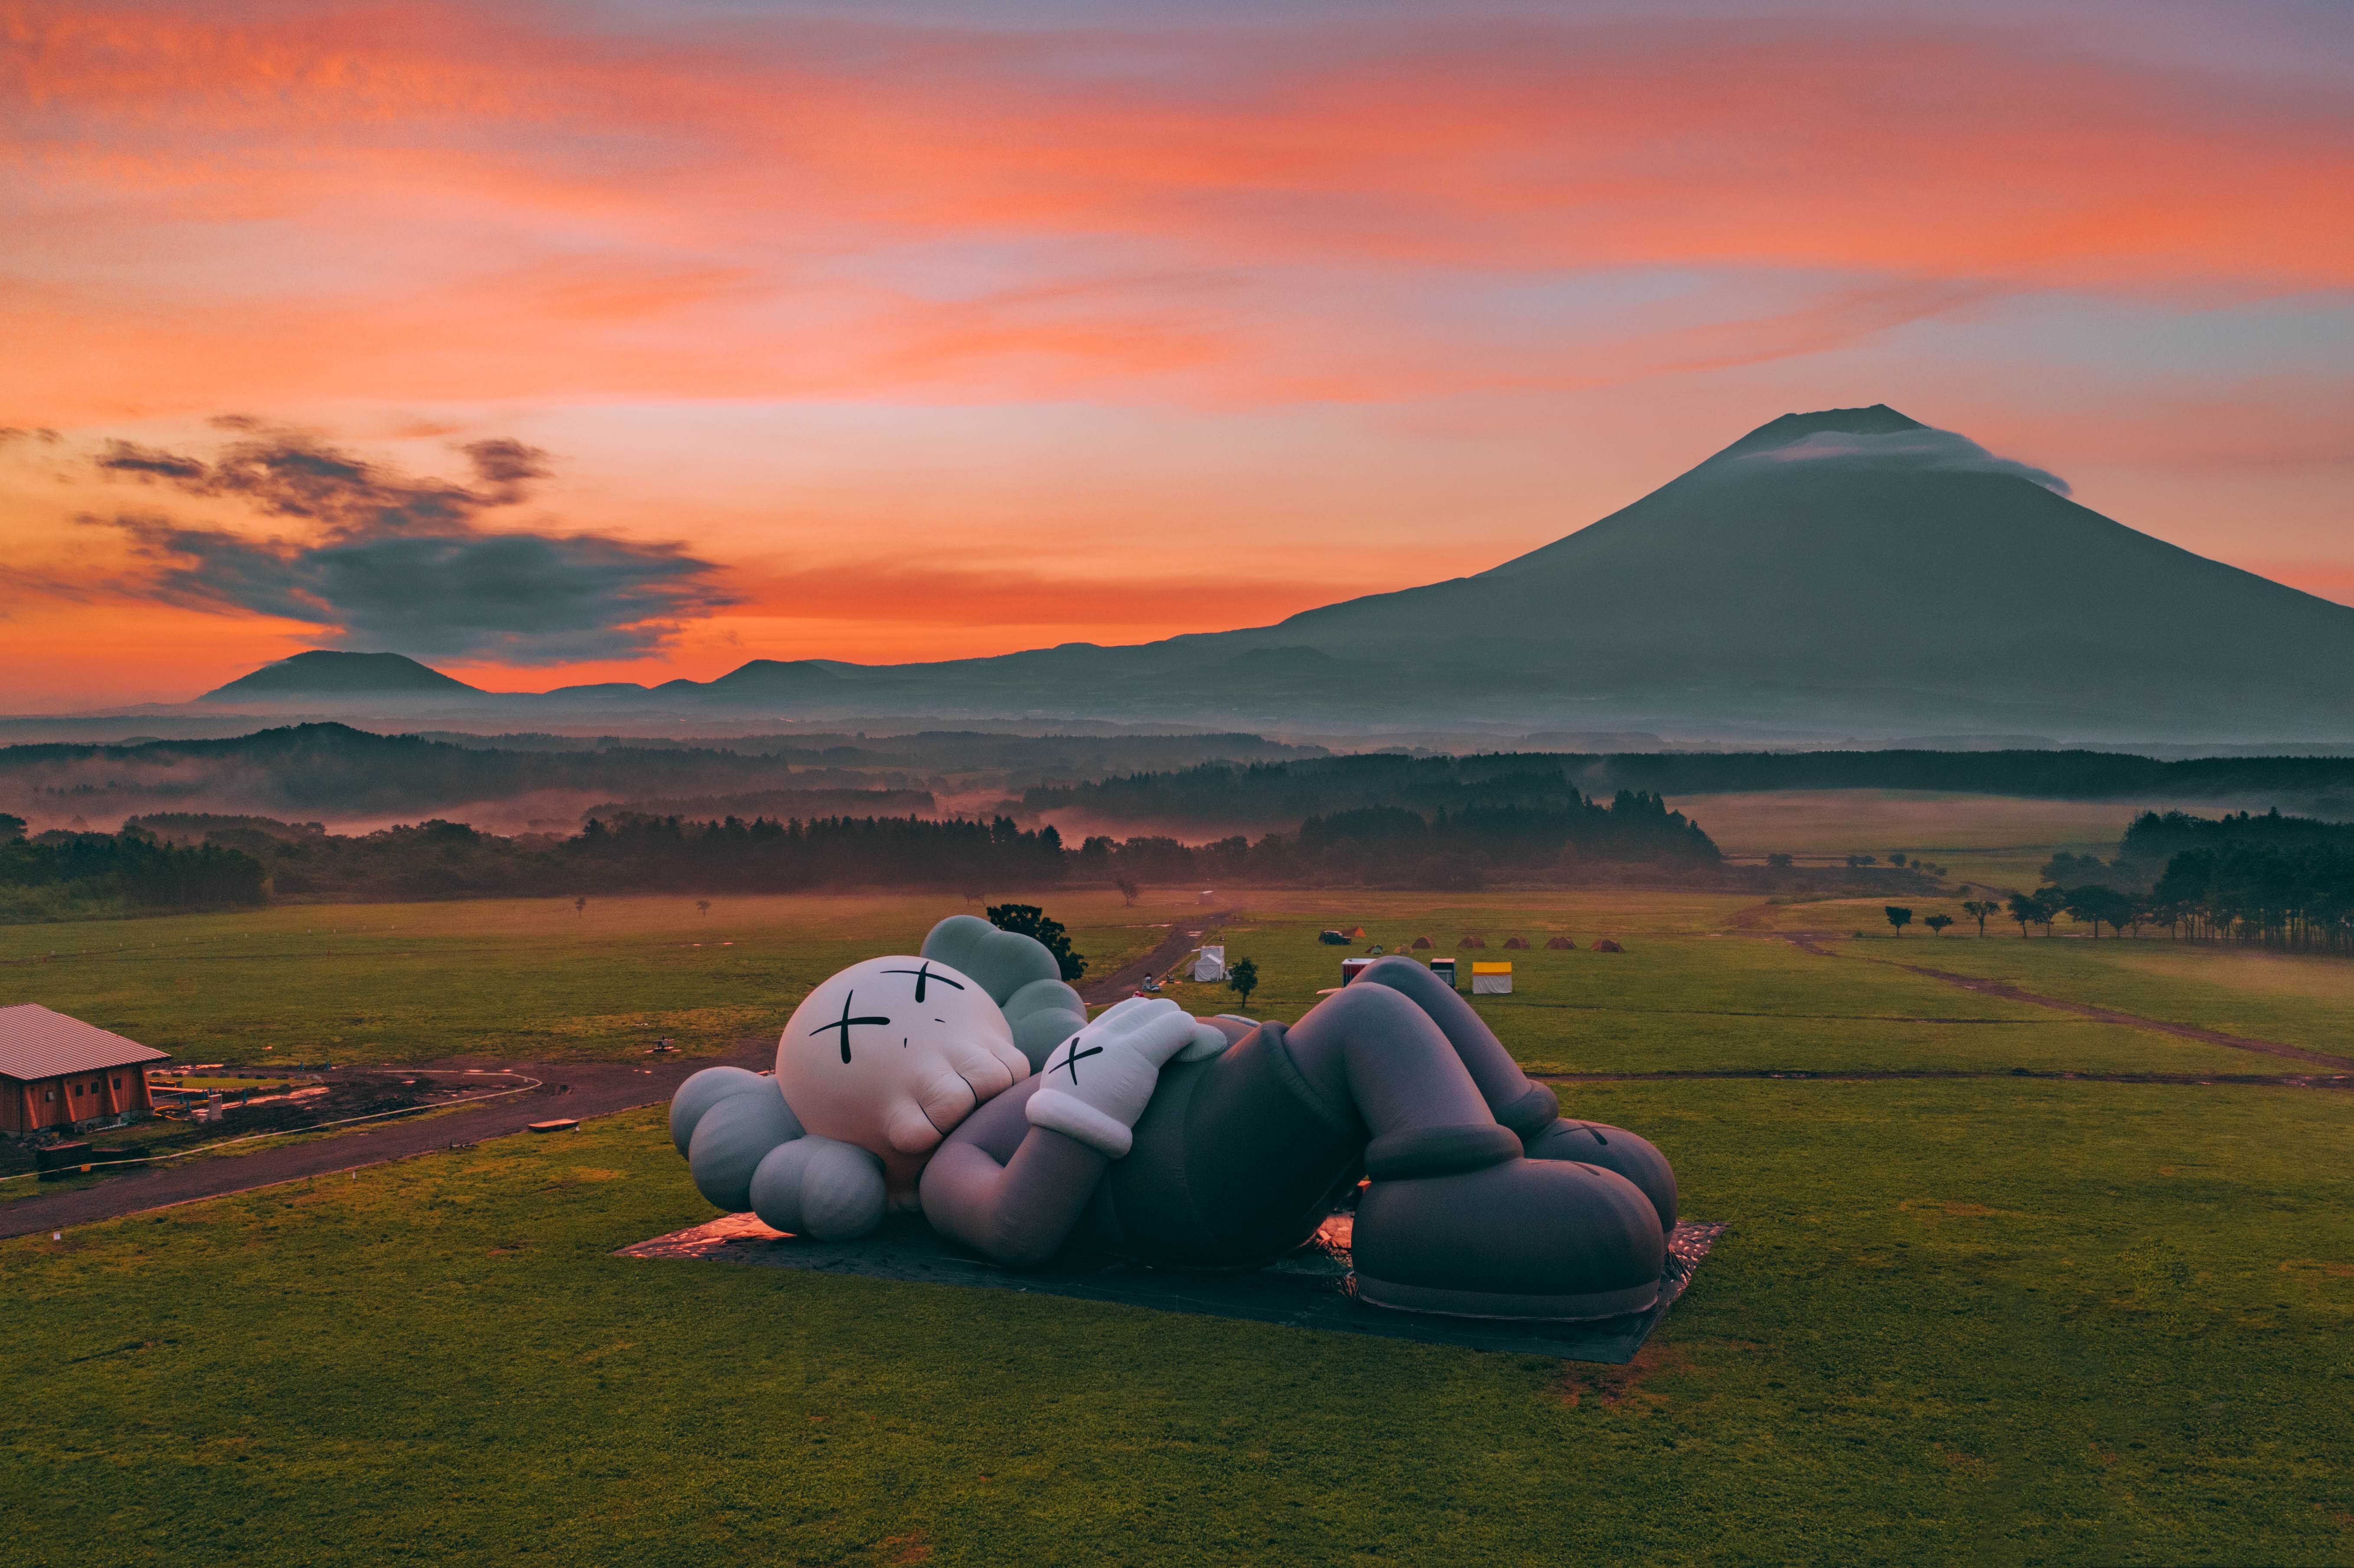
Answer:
[{"left": 1318, "top": 929, "right": 1350, "bottom": 946}]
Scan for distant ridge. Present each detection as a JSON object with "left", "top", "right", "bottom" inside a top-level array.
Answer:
[{"left": 201, "top": 651, "right": 481, "bottom": 700}]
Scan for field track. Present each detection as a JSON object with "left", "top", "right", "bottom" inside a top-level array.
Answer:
[
  {"left": 1779, "top": 932, "right": 2354, "bottom": 1071},
  {"left": 0, "top": 1044, "right": 768, "bottom": 1241}
]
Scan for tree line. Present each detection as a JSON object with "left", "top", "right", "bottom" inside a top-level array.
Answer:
[
  {"left": 1962, "top": 808, "right": 2354, "bottom": 955},
  {"left": 0, "top": 790, "right": 1722, "bottom": 920},
  {"left": 1022, "top": 750, "right": 2354, "bottom": 831},
  {"left": 0, "top": 815, "right": 268, "bottom": 914}
]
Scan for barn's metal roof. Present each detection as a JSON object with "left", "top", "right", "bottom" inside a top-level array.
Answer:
[{"left": 0, "top": 1004, "right": 169, "bottom": 1080}]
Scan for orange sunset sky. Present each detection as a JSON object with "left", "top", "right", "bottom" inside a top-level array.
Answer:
[{"left": 3, "top": 0, "right": 2350, "bottom": 710}]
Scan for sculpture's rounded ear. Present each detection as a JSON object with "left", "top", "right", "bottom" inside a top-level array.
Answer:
[
  {"left": 748, "top": 1135, "right": 887, "bottom": 1240},
  {"left": 1002, "top": 977, "right": 1090, "bottom": 1073},
  {"left": 921, "top": 915, "right": 1061, "bottom": 1006},
  {"left": 670, "top": 1066, "right": 790, "bottom": 1157},
  {"left": 687, "top": 1087, "right": 803, "bottom": 1213}
]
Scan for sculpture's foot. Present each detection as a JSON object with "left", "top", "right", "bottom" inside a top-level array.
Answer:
[
  {"left": 1351, "top": 1130, "right": 1665, "bottom": 1321},
  {"left": 1522, "top": 1118, "right": 1678, "bottom": 1233}
]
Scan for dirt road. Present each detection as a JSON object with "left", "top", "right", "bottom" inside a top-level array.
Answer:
[
  {"left": 1081, "top": 911, "right": 1232, "bottom": 1004},
  {"left": 1778, "top": 932, "right": 2354, "bottom": 1072},
  {"left": 1, "top": 1043, "right": 770, "bottom": 1241}
]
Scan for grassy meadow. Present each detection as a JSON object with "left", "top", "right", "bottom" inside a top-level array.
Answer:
[
  {"left": 5, "top": 818, "right": 2354, "bottom": 1563},
  {"left": 1673, "top": 788, "right": 2203, "bottom": 890},
  {"left": 0, "top": 891, "right": 1184, "bottom": 1066}
]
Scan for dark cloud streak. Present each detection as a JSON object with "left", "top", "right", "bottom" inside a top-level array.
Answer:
[{"left": 85, "top": 425, "right": 733, "bottom": 663}]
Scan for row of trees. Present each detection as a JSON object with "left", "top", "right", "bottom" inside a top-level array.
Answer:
[
  {"left": 0, "top": 816, "right": 268, "bottom": 910},
  {"left": 14, "top": 795, "right": 1714, "bottom": 915},
  {"left": 1022, "top": 758, "right": 1721, "bottom": 864},
  {"left": 1900, "top": 863, "right": 2354, "bottom": 955}
]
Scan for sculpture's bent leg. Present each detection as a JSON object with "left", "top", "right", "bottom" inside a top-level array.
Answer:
[
  {"left": 1282, "top": 982, "right": 1665, "bottom": 1321},
  {"left": 1356, "top": 954, "right": 1677, "bottom": 1231}
]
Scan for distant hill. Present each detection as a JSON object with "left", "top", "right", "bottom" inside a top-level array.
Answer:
[
  {"left": 179, "top": 407, "right": 2354, "bottom": 742},
  {"left": 200, "top": 651, "right": 481, "bottom": 700}
]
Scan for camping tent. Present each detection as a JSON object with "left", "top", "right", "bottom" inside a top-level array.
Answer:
[
  {"left": 1502, "top": 937, "right": 1529, "bottom": 950},
  {"left": 1471, "top": 962, "right": 1513, "bottom": 995},
  {"left": 1192, "top": 945, "right": 1226, "bottom": 982},
  {"left": 1410, "top": 936, "right": 1433, "bottom": 950},
  {"left": 1458, "top": 935, "right": 1486, "bottom": 949},
  {"left": 1593, "top": 939, "right": 1624, "bottom": 953},
  {"left": 1545, "top": 936, "right": 1576, "bottom": 950}
]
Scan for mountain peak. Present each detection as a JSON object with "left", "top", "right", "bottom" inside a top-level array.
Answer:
[
  {"left": 1714, "top": 404, "right": 1927, "bottom": 460},
  {"left": 201, "top": 650, "right": 480, "bottom": 700}
]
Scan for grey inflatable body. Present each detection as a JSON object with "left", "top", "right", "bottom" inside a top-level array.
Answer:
[
  {"left": 919, "top": 914, "right": 1089, "bottom": 1071},
  {"left": 669, "top": 928, "right": 1680, "bottom": 1322}
]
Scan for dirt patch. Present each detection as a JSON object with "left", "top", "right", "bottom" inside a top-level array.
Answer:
[
  {"left": 1933, "top": 1443, "right": 1994, "bottom": 1477},
  {"left": 1557, "top": 1337, "right": 1691, "bottom": 1412}
]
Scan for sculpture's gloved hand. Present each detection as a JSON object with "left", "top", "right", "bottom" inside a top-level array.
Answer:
[{"left": 1025, "top": 998, "right": 1223, "bottom": 1158}]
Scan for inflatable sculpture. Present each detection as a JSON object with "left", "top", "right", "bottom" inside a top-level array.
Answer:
[{"left": 669, "top": 916, "right": 1677, "bottom": 1320}]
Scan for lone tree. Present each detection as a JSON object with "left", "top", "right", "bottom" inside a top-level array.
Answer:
[
  {"left": 1224, "top": 956, "right": 1260, "bottom": 1009},
  {"left": 1114, "top": 875, "right": 1142, "bottom": 907},
  {"left": 695, "top": 899, "right": 711, "bottom": 917},
  {"left": 1960, "top": 898, "right": 1998, "bottom": 935},
  {"left": 986, "top": 903, "right": 1087, "bottom": 981},
  {"left": 573, "top": 896, "right": 587, "bottom": 918},
  {"left": 1884, "top": 905, "right": 1913, "bottom": 937},
  {"left": 1923, "top": 913, "right": 1953, "bottom": 937}
]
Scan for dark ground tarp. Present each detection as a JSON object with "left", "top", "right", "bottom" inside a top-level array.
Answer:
[{"left": 620, "top": 1212, "right": 1723, "bottom": 1363}]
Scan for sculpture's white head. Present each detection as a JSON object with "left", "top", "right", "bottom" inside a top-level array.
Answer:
[{"left": 776, "top": 955, "right": 1032, "bottom": 1202}]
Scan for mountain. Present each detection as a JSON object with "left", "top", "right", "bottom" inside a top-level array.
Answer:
[
  {"left": 181, "top": 407, "right": 2354, "bottom": 741},
  {"left": 201, "top": 651, "right": 482, "bottom": 700}
]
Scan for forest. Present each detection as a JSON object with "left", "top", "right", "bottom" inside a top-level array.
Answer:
[
  {"left": 0, "top": 784, "right": 1726, "bottom": 916},
  {"left": 2011, "top": 808, "right": 2354, "bottom": 955},
  {"left": 1024, "top": 750, "right": 2354, "bottom": 830},
  {"left": 0, "top": 813, "right": 267, "bottom": 916}
]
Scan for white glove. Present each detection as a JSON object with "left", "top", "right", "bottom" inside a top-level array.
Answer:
[{"left": 1025, "top": 998, "right": 1222, "bottom": 1158}]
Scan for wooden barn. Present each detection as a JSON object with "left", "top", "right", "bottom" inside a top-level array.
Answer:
[{"left": 0, "top": 1004, "right": 169, "bottom": 1139}]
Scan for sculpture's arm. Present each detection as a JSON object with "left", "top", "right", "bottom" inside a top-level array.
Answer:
[{"left": 920, "top": 1079, "right": 1112, "bottom": 1267}]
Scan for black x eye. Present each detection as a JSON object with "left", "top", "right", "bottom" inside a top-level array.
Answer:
[
  {"left": 811, "top": 988, "right": 892, "bottom": 1064},
  {"left": 882, "top": 962, "right": 966, "bottom": 1003}
]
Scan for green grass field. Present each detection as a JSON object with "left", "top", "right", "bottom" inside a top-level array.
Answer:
[
  {"left": 0, "top": 891, "right": 1178, "bottom": 1066},
  {"left": 5, "top": 883, "right": 2353, "bottom": 1564}
]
